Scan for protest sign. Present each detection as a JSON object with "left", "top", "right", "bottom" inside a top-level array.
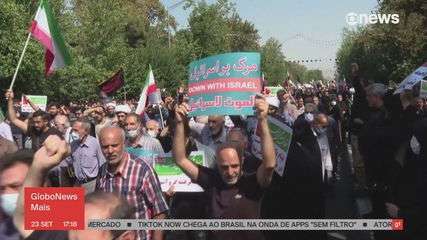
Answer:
[
  {"left": 155, "top": 151, "right": 206, "bottom": 192},
  {"left": 265, "top": 86, "right": 282, "bottom": 96},
  {"left": 251, "top": 116, "right": 293, "bottom": 176},
  {"left": 188, "top": 52, "right": 261, "bottom": 116},
  {"left": 21, "top": 95, "right": 47, "bottom": 113},
  {"left": 420, "top": 80, "right": 427, "bottom": 98},
  {"left": 394, "top": 62, "right": 427, "bottom": 94}
]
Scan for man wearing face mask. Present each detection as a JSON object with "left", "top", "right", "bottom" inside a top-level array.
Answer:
[
  {"left": 62, "top": 119, "right": 105, "bottom": 191},
  {"left": 145, "top": 120, "right": 160, "bottom": 138},
  {"left": 0, "top": 150, "right": 33, "bottom": 240},
  {"left": 125, "top": 114, "right": 164, "bottom": 167}
]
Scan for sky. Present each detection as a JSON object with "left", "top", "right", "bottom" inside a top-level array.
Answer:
[{"left": 161, "top": 0, "right": 379, "bottom": 79}]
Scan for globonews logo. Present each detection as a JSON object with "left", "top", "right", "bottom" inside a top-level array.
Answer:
[{"left": 346, "top": 12, "right": 399, "bottom": 25}]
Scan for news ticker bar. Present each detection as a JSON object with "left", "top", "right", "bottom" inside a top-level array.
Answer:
[{"left": 87, "top": 219, "right": 404, "bottom": 231}]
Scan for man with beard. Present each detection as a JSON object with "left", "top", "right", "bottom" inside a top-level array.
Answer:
[
  {"left": 47, "top": 103, "right": 59, "bottom": 123},
  {"left": 172, "top": 96, "right": 275, "bottom": 240},
  {"left": 5, "top": 90, "right": 62, "bottom": 151},
  {"left": 198, "top": 115, "right": 228, "bottom": 152}
]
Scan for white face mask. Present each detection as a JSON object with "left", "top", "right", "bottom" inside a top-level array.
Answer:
[
  {"left": 410, "top": 136, "right": 420, "bottom": 155},
  {"left": 147, "top": 130, "right": 158, "bottom": 138},
  {"left": 126, "top": 129, "right": 139, "bottom": 139},
  {"left": 70, "top": 131, "right": 80, "bottom": 142},
  {"left": 1, "top": 193, "right": 19, "bottom": 216}
]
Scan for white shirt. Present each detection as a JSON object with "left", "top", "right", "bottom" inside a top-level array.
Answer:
[
  {"left": 313, "top": 129, "right": 333, "bottom": 181},
  {"left": 0, "top": 122, "right": 13, "bottom": 142}
]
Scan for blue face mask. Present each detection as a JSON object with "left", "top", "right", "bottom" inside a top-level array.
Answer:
[{"left": 1, "top": 193, "right": 19, "bottom": 216}]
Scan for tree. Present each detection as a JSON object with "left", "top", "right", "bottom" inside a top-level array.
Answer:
[
  {"left": 336, "top": 0, "right": 427, "bottom": 85},
  {"left": 261, "top": 38, "right": 287, "bottom": 86}
]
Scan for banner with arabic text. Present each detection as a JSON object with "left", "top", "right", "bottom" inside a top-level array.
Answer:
[
  {"left": 155, "top": 151, "right": 206, "bottom": 192},
  {"left": 188, "top": 52, "right": 261, "bottom": 116}
]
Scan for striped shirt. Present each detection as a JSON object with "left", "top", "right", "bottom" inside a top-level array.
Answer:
[
  {"left": 126, "top": 135, "right": 164, "bottom": 167},
  {"left": 95, "top": 153, "right": 168, "bottom": 240}
]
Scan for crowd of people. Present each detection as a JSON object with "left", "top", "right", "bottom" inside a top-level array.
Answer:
[{"left": 0, "top": 63, "right": 426, "bottom": 240}]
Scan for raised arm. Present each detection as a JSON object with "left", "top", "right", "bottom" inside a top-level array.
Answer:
[
  {"left": 172, "top": 103, "right": 199, "bottom": 181},
  {"left": 5, "top": 90, "right": 28, "bottom": 133},
  {"left": 13, "top": 135, "right": 70, "bottom": 238},
  {"left": 23, "top": 94, "right": 41, "bottom": 112},
  {"left": 255, "top": 96, "right": 276, "bottom": 187}
]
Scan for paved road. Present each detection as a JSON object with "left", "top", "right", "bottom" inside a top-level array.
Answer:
[{"left": 325, "top": 144, "right": 372, "bottom": 240}]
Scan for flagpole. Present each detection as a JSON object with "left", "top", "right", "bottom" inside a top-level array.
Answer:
[
  {"left": 124, "top": 86, "right": 127, "bottom": 102},
  {"left": 9, "top": 32, "right": 32, "bottom": 90},
  {"left": 158, "top": 104, "right": 165, "bottom": 129}
]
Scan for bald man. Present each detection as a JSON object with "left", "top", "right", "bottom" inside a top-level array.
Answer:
[
  {"left": 173, "top": 97, "right": 276, "bottom": 240},
  {"left": 96, "top": 127, "right": 168, "bottom": 240}
]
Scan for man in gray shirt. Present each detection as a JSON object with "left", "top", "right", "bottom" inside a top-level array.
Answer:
[{"left": 63, "top": 119, "right": 105, "bottom": 191}]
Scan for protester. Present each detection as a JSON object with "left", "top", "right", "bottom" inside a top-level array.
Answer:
[
  {"left": 53, "top": 114, "right": 72, "bottom": 142},
  {"left": 116, "top": 104, "right": 132, "bottom": 129},
  {"left": 124, "top": 113, "right": 164, "bottom": 167},
  {"left": 96, "top": 126, "right": 168, "bottom": 240},
  {"left": 10, "top": 137, "right": 136, "bottom": 240},
  {"left": 5, "top": 90, "right": 63, "bottom": 151},
  {"left": 62, "top": 118, "right": 105, "bottom": 191},
  {"left": 145, "top": 120, "right": 161, "bottom": 138},
  {"left": 0, "top": 150, "right": 33, "bottom": 240},
  {"left": 196, "top": 115, "right": 228, "bottom": 152},
  {"left": 172, "top": 96, "right": 275, "bottom": 240}
]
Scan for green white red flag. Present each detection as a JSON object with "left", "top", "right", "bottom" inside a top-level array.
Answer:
[
  {"left": 135, "top": 65, "right": 159, "bottom": 115},
  {"left": 30, "top": 0, "right": 71, "bottom": 75}
]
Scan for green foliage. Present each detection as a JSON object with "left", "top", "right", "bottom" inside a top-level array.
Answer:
[
  {"left": 261, "top": 38, "right": 287, "bottom": 86},
  {"left": 336, "top": 0, "right": 427, "bottom": 85},
  {"left": 1, "top": 0, "right": 323, "bottom": 102}
]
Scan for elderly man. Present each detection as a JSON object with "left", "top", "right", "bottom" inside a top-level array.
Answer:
[
  {"left": 63, "top": 119, "right": 105, "bottom": 190},
  {"left": 53, "top": 114, "right": 72, "bottom": 142},
  {"left": 124, "top": 114, "right": 164, "bottom": 167},
  {"left": 173, "top": 96, "right": 275, "bottom": 240},
  {"left": 115, "top": 104, "right": 131, "bottom": 129},
  {"left": 96, "top": 126, "right": 168, "bottom": 240},
  {"left": 0, "top": 110, "right": 13, "bottom": 142},
  {"left": 197, "top": 115, "right": 228, "bottom": 152},
  {"left": 145, "top": 120, "right": 160, "bottom": 138}
]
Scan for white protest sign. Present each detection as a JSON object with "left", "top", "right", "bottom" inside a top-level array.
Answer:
[
  {"left": 155, "top": 151, "right": 206, "bottom": 192},
  {"left": 251, "top": 116, "right": 293, "bottom": 176},
  {"left": 394, "top": 62, "right": 427, "bottom": 94},
  {"left": 20, "top": 95, "right": 47, "bottom": 113}
]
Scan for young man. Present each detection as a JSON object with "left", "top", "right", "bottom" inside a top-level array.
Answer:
[{"left": 5, "top": 90, "right": 62, "bottom": 151}]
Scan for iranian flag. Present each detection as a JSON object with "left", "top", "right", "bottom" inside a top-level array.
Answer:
[
  {"left": 135, "top": 65, "right": 160, "bottom": 115},
  {"left": 30, "top": 0, "right": 71, "bottom": 75}
]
